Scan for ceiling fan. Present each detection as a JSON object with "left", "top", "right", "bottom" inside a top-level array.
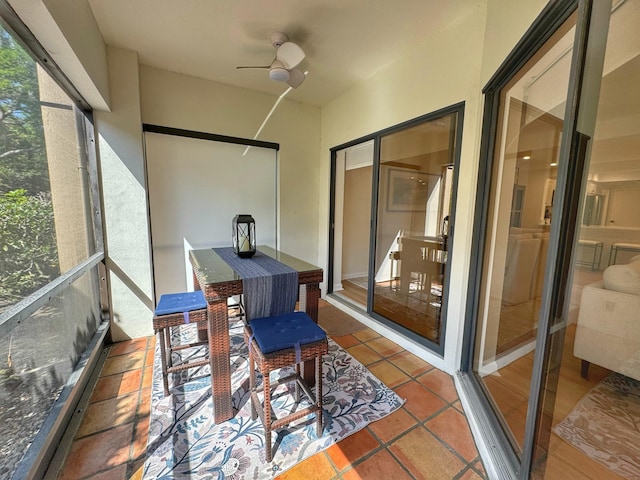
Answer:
[{"left": 236, "top": 32, "right": 306, "bottom": 88}]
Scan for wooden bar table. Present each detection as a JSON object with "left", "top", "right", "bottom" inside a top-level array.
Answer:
[{"left": 189, "top": 245, "right": 323, "bottom": 424}]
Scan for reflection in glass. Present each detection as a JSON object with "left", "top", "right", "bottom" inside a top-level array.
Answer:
[
  {"left": 536, "top": 0, "right": 640, "bottom": 477},
  {"left": 333, "top": 141, "right": 374, "bottom": 307},
  {"left": 373, "top": 114, "right": 457, "bottom": 344},
  {"left": 582, "top": 194, "right": 604, "bottom": 226},
  {"left": 472, "top": 14, "right": 576, "bottom": 454}
]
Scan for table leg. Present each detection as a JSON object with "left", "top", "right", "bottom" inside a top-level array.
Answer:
[
  {"left": 207, "top": 297, "right": 233, "bottom": 424},
  {"left": 303, "top": 282, "right": 321, "bottom": 386},
  {"left": 193, "top": 272, "right": 208, "bottom": 343},
  {"left": 305, "top": 282, "right": 320, "bottom": 322}
]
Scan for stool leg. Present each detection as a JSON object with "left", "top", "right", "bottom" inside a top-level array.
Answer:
[
  {"left": 249, "top": 346, "right": 257, "bottom": 421},
  {"left": 165, "top": 326, "right": 173, "bottom": 368},
  {"left": 295, "top": 363, "right": 301, "bottom": 402},
  {"left": 316, "top": 355, "right": 323, "bottom": 438},
  {"left": 158, "top": 328, "right": 170, "bottom": 397},
  {"left": 263, "top": 369, "right": 273, "bottom": 462}
]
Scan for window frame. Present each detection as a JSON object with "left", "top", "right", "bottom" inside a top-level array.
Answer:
[
  {"left": 0, "top": 2, "right": 108, "bottom": 477},
  {"left": 456, "top": 0, "right": 594, "bottom": 478},
  {"left": 328, "top": 102, "right": 465, "bottom": 356}
]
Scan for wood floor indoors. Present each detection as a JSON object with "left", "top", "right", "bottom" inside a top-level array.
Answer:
[{"left": 340, "top": 279, "right": 440, "bottom": 342}]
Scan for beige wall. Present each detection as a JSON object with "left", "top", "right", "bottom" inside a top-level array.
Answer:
[
  {"left": 96, "top": 47, "right": 154, "bottom": 341},
  {"left": 139, "top": 66, "right": 321, "bottom": 264},
  {"left": 38, "top": 69, "right": 91, "bottom": 272},
  {"left": 481, "top": 0, "right": 553, "bottom": 84}
]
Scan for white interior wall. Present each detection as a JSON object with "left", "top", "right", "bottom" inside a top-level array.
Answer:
[
  {"left": 138, "top": 67, "right": 321, "bottom": 266},
  {"left": 608, "top": 186, "right": 640, "bottom": 227},
  {"left": 145, "top": 133, "right": 278, "bottom": 296},
  {"left": 342, "top": 166, "right": 372, "bottom": 279}
]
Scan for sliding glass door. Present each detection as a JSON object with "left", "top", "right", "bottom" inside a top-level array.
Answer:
[
  {"left": 462, "top": 0, "right": 640, "bottom": 478},
  {"left": 471, "top": 13, "right": 576, "bottom": 452},
  {"left": 533, "top": 0, "right": 640, "bottom": 476},
  {"left": 373, "top": 116, "right": 457, "bottom": 346},
  {"left": 329, "top": 105, "right": 463, "bottom": 353}
]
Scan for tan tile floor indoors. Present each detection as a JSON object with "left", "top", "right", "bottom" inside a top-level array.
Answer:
[{"left": 56, "top": 300, "right": 487, "bottom": 479}]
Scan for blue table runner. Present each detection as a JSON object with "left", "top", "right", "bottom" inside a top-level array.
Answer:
[{"left": 213, "top": 247, "right": 299, "bottom": 321}]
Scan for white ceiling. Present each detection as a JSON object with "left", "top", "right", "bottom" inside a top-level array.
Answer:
[{"left": 87, "top": 0, "right": 477, "bottom": 106}]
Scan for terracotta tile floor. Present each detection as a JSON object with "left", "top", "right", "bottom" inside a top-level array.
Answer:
[{"left": 56, "top": 308, "right": 487, "bottom": 479}]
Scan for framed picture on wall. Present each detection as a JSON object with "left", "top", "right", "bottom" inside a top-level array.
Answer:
[{"left": 387, "top": 168, "right": 438, "bottom": 212}]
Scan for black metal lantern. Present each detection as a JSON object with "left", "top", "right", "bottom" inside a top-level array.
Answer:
[{"left": 232, "top": 214, "right": 256, "bottom": 258}]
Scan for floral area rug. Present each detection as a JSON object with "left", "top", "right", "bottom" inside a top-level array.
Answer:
[
  {"left": 143, "top": 321, "right": 405, "bottom": 479},
  {"left": 553, "top": 372, "right": 640, "bottom": 479}
]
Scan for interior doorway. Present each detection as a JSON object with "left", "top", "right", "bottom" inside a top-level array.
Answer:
[{"left": 332, "top": 140, "right": 374, "bottom": 308}]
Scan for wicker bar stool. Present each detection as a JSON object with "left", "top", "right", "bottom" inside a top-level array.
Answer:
[
  {"left": 245, "top": 311, "right": 328, "bottom": 462},
  {"left": 153, "top": 291, "right": 209, "bottom": 396}
]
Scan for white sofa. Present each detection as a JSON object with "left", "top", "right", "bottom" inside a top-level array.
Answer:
[{"left": 573, "top": 258, "right": 640, "bottom": 381}]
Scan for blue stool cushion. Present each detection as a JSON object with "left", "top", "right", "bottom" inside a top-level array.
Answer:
[
  {"left": 155, "top": 291, "right": 207, "bottom": 316},
  {"left": 249, "top": 311, "right": 326, "bottom": 354}
]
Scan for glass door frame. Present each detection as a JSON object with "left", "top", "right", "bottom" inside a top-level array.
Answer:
[
  {"left": 457, "top": 0, "right": 599, "bottom": 478},
  {"left": 328, "top": 102, "right": 465, "bottom": 356}
]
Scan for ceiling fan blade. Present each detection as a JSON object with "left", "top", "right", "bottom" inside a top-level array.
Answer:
[
  {"left": 276, "top": 42, "right": 305, "bottom": 69},
  {"left": 236, "top": 65, "right": 270, "bottom": 69},
  {"left": 286, "top": 68, "right": 306, "bottom": 88}
]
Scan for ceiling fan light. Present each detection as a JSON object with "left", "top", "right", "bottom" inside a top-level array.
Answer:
[{"left": 269, "top": 67, "right": 290, "bottom": 82}]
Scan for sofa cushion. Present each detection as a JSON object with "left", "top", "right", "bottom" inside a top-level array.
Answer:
[
  {"left": 603, "top": 261, "right": 640, "bottom": 295},
  {"left": 630, "top": 254, "right": 640, "bottom": 264}
]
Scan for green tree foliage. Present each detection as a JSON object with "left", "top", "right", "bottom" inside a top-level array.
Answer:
[
  {"left": 0, "top": 26, "right": 49, "bottom": 195},
  {"left": 0, "top": 190, "right": 59, "bottom": 304},
  {"left": 0, "top": 25, "right": 58, "bottom": 306}
]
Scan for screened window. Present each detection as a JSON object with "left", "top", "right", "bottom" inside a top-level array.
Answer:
[{"left": 0, "top": 19, "right": 103, "bottom": 478}]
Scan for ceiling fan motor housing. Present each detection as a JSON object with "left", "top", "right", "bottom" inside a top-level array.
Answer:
[
  {"left": 270, "top": 31, "right": 289, "bottom": 48},
  {"left": 237, "top": 32, "right": 305, "bottom": 87}
]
